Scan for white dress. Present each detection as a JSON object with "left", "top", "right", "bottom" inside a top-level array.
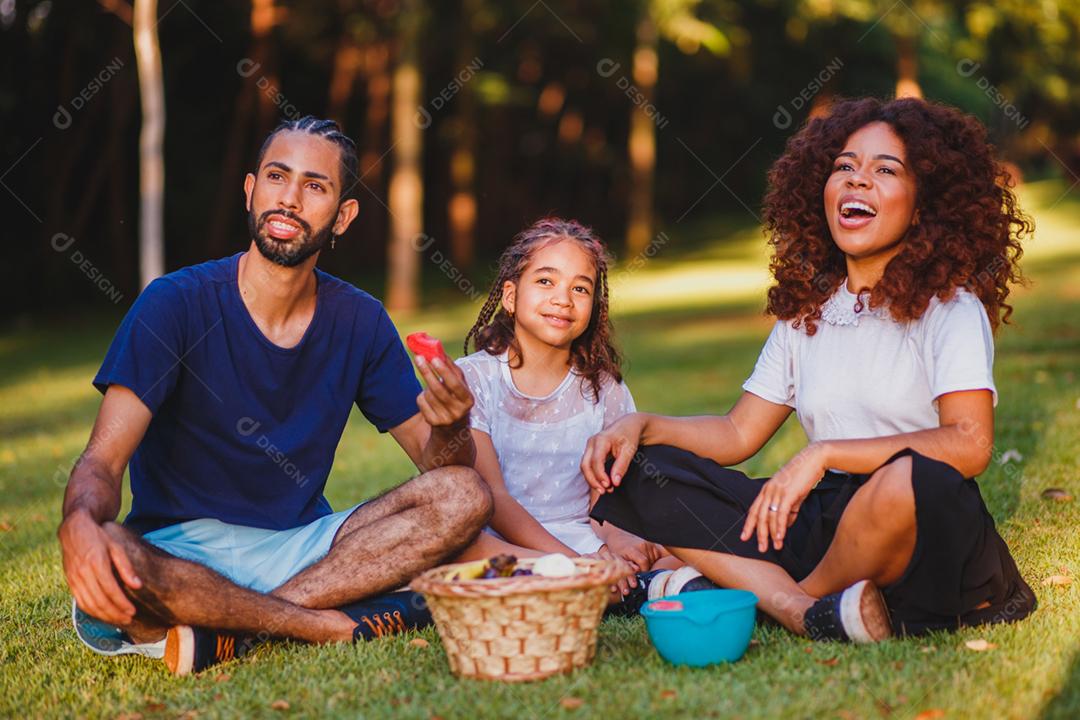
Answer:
[
  {"left": 456, "top": 350, "right": 636, "bottom": 554},
  {"left": 742, "top": 282, "right": 998, "bottom": 442}
]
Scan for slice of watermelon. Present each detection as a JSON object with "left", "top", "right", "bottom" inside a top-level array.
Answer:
[{"left": 406, "top": 332, "right": 449, "bottom": 364}]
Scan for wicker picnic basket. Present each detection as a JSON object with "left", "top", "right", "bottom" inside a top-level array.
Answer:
[{"left": 410, "top": 556, "right": 633, "bottom": 682}]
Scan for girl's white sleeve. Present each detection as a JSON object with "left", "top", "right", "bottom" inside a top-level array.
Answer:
[
  {"left": 601, "top": 377, "right": 637, "bottom": 429},
  {"left": 455, "top": 356, "right": 493, "bottom": 434},
  {"left": 742, "top": 319, "right": 796, "bottom": 407}
]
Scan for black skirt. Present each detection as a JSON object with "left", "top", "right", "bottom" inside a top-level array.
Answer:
[{"left": 590, "top": 444, "right": 1036, "bottom": 635}]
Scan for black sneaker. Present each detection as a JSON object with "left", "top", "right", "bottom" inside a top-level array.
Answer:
[
  {"left": 803, "top": 579, "right": 893, "bottom": 643},
  {"left": 341, "top": 590, "right": 433, "bottom": 641},
  {"left": 605, "top": 569, "right": 667, "bottom": 618},
  {"left": 164, "top": 626, "right": 258, "bottom": 676}
]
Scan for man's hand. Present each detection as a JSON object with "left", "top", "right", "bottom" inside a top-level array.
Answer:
[
  {"left": 580, "top": 413, "right": 648, "bottom": 493},
  {"left": 58, "top": 510, "right": 142, "bottom": 626},
  {"left": 414, "top": 356, "right": 474, "bottom": 428}
]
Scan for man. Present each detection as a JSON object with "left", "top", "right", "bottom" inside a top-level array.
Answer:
[{"left": 58, "top": 117, "right": 494, "bottom": 676}]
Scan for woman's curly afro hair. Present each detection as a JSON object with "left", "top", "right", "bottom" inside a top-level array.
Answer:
[{"left": 762, "top": 96, "right": 1033, "bottom": 335}]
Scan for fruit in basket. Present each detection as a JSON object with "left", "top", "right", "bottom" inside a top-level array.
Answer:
[
  {"left": 511, "top": 568, "right": 533, "bottom": 577},
  {"left": 488, "top": 554, "right": 518, "bottom": 577},
  {"left": 445, "top": 559, "right": 490, "bottom": 581},
  {"left": 443, "top": 554, "right": 525, "bottom": 581},
  {"left": 532, "top": 553, "right": 577, "bottom": 577}
]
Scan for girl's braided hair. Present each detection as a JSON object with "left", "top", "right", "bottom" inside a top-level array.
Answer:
[{"left": 464, "top": 217, "right": 622, "bottom": 401}]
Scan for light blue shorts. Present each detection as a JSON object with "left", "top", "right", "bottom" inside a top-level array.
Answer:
[{"left": 73, "top": 504, "right": 362, "bottom": 658}]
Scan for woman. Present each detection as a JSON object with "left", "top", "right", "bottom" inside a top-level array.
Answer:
[{"left": 584, "top": 97, "right": 1037, "bottom": 641}]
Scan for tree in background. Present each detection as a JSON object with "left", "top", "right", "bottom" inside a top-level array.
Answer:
[
  {"left": 626, "top": 0, "right": 732, "bottom": 256},
  {"left": 386, "top": 0, "right": 425, "bottom": 313},
  {"left": 133, "top": 0, "right": 164, "bottom": 287}
]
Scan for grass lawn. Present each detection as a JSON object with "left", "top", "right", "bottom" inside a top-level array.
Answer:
[{"left": 2, "top": 181, "right": 1079, "bottom": 719}]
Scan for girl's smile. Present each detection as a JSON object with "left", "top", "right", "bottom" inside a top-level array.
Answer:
[{"left": 503, "top": 239, "right": 596, "bottom": 351}]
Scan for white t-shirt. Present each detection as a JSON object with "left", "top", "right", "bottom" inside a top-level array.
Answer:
[
  {"left": 742, "top": 282, "right": 997, "bottom": 443},
  {"left": 457, "top": 350, "right": 636, "bottom": 554}
]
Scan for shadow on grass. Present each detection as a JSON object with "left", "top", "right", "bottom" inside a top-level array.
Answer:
[{"left": 1040, "top": 647, "right": 1080, "bottom": 719}]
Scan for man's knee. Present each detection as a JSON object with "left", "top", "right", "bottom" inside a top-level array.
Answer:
[
  {"left": 864, "top": 455, "right": 915, "bottom": 522},
  {"left": 420, "top": 465, "right": 493, "bottom": 529}
]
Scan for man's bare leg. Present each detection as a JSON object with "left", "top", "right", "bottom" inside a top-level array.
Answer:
[
  {"left": 108, "top": 466, "right": 491, "bottom": 644},
  {"left": 103, "top": 522, "right": 356, "bottom": 644},
  {"left": 272, "top": 466, "right": 493, "bottom": 608}
]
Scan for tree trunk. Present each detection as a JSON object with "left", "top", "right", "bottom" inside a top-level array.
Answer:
[
  {"left": 327, "top": 27, "right": 363, "bottom": 124},
  {"left": 357, "top": 41, "right": 391, "bottom": 269},
  {"left": 447, "top": 1, "right": 479, "bottom": 269},
  {"left": 386, "top": 3, "right": 424, "bottom": 314},
  {"left": 894, "top": 33, "right": 922, "bottom": 99},
  {"left": 626, "top": 9, "right": 658, "bottom": 257},
  {"left": 134, "top": 0, "right": 165, "bottom": 286}
]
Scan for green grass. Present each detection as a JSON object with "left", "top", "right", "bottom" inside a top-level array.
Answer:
[{"left": 3, "top": 181, "right": 1079, "bottom": 719}]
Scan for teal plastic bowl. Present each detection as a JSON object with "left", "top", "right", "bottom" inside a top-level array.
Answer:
[{"left": 640, "top": 589, "right": 758, "bottom": 667}]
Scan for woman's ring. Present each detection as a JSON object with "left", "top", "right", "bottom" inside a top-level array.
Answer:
[{"left": 768, "top": 504, "right": 779, "bottom": 512}]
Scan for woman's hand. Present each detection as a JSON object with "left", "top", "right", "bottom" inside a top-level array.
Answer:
[
  {"left": 581, "top": 413, "right": 648, "bottom": 493},
  {"left": 741, "top": 443, "right": 828, "bottom": 552}
]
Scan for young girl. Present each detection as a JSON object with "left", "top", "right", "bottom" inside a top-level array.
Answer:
[
  {"left": 457, "top": 218, "right": 709, "bottom": 603},
  {"left": 586, "top": 97, "right": 1037, "bottom": 640}
]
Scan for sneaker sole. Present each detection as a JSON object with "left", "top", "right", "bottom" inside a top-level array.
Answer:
[
  {"left": 164, "top": 625, "right": 195, "bottom": 676},
  {"left": 840, "top": 580, "right": 893, "bottom": 643}
]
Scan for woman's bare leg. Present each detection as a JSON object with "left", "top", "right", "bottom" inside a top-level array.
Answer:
[
  {"left": 666, "top": 546, "right": 815, "bottom": 633},
  {"left": 798, "top": 456, "right": 916, "bottom": 598}
]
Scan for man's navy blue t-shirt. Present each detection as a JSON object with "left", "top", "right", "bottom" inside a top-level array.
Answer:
[{"left": 94, "top": 253, "right": 421, "bottom": 535}]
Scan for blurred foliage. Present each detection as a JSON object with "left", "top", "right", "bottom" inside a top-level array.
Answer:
[{"left": 1, "top": 0, "right": 1079, "bottom": 315}]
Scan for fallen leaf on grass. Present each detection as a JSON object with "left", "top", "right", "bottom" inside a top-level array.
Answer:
[
  {"left": 143, "top": 703, "right": 165, "bottom": 713},
  {"left": 559, "top": 697, "right": 584, "bottom": 710},
  {"left": 817, "top": 657, "right": 839, "bottom": 666},
  {"left": 1042, "top": 575, "right": 1072, "bottom": 587},
  {"left": 214, "top": 673, "right": 230, "bottom": 683},
  {"left": 1040, "top": 488, "right": 1074, "bottom": 502},
  {"left": 998, "top": 449, "right": 1023, "bottom": 464},
  {"left": 964, "top": 639, "right": 997, "bottom": 652},
  {"left": 914, "top": 710, "right": 946, "bottom": 720},
  {"left": 0, "top": 522, "right": 13, "bottom": 532},
  {"left": 660, "top": 689, "right": 677, "bottom": 700},
  {"left": 409, "top": 638, "right": 430, "bottom": 648},
  {"left": 270, "top": 700, "right": 290, "bottom": 711}
]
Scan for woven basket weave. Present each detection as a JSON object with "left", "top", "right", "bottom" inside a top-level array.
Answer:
[{"left": 411, "top": 556, "right": 632, "bottom": 682}]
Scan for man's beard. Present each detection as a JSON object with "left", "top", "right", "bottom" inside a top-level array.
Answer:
[{"left": 248, "top": 208, "right": 334, "bottom": 268}]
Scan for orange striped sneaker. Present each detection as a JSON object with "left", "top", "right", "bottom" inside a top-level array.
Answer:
[{"left": 164, "top": 626, "right": 257, "bottom": 676}]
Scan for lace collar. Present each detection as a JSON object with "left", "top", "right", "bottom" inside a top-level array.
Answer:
[{"left": 820, "top": 281, "right": 891, "bottom": 326}]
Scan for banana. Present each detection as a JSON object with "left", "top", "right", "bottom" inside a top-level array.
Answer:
[{"left": 444, "top": 559, "right": 489, "bottom": 581}]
